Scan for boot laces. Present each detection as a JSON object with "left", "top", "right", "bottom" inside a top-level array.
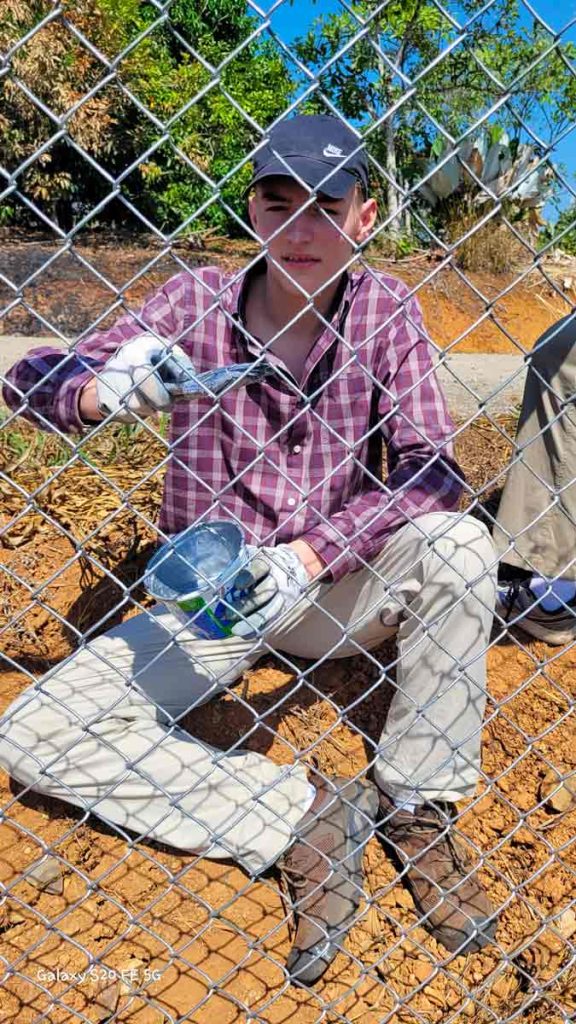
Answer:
[
  {"left": 279, "top": 836, "right": 333, "bottom": 895},
  {"left": 502, "top": 579, "right": 523, "bottom": 622},
  {"left": 387, "top": 802, "right": 470, "bottom": 874}
]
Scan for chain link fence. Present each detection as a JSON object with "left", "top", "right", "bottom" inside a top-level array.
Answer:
[{"left": 1, "top": 1, "right": 575, "bottom": 1021}]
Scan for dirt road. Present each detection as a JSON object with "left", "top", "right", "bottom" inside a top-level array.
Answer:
[{"left": 1, "top": 336, "right": 527, "bottom": 418}]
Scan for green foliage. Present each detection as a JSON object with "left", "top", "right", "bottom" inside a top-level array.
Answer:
[
  {"left": 2, "top": 0, "right": 573, "bottom": 248},
  {"left": 368, "top": 232, "right": 418, "bottom": 259},
  {"left": 394, "top": 234, "right": 418, "bottom": 258},
  {"left": 118, "top": 7, "right": 290, "bottom": 234},
  {"left": 0, "top": 0, "right": 293, "bottom": 235},
  {"left": 0, "top": 414, "right": 169, "bottom": 472},
  {"left": 294, "top": 0, "right": 575, "bottom": 245},
  {"left": 169, "top": 0, "right": 255, "bottom": 45},
  {"left": 542, "top": 204, "right": 576, "bottom": 255}
]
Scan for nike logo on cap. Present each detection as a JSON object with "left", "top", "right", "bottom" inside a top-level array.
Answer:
[{"left": 322, "top": 144, "right": 344, "bottom": 157}]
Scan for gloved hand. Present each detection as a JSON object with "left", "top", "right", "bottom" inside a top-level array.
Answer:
[
  {"left": 96, "top": 334, "right": 197, "bottom": 423},
  {"left": 225, "top": 544, "right": 310, "bottom": 638}
]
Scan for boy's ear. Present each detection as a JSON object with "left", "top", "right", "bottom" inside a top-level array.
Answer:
[
  {"left": 357, "top": 197, "right": 377, "bottom": 244},
  {"left": 248, "top": 192, "right": 257, "bottom": 230}
]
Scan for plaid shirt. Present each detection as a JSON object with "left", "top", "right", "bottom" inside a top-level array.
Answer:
[{"left": 3, "top": 261, "right": 463, "bottom": 582}]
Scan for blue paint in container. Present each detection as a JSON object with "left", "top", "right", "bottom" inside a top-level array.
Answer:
[{"left": 144, "top": 521, "right": 249, "bottom": 639}]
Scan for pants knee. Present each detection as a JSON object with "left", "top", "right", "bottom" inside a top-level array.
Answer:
[
  {"left": 427, "top": 515, "right": 497, "bottom": 596},
  {"left": 530, "top": 314, "right": 576, "bottom": 373}
]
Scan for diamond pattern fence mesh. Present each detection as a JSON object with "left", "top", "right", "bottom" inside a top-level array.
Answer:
[{"left": 0, "top": 1, "right": 575, "bottom": 1022}]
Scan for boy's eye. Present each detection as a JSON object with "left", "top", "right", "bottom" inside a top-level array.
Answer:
[
  {"left": 264, "top": 202, "right": 340, "bottom": 216},
  {"left": 315, "top": 204, "right": 341, "bottom": 216}
]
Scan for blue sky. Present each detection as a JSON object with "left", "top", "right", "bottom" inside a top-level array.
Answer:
[{"left": 248, "top": 0, "right": 576, "bottom": 218}]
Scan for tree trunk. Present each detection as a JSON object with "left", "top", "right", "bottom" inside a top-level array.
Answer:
[
  {"left": 370, "top": 4, "right": 423, "bottom": 242},
  {"left": 370, "top": 24, "right": 403, "bottom": 241},
  {"left": 384, "top": 113, "right": 401, "bottom": 239},
  {"left": 403, "top": 177, "right": 412, "bottom": 236}
]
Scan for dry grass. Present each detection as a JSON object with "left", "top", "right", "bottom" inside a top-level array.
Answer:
[{"left": 445, "top": 206, "right": 529, "bottom": 274}]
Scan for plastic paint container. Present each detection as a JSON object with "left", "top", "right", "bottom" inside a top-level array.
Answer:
[{"left": 144, "top": 521, "right": 249, "bottom": 639}]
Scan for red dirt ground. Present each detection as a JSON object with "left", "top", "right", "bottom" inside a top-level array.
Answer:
[
  {"left": 1, "top": 231, "right": 575, "bottom": 353},
  {"left": 0, "top": 417, "right": 575, "bottom": 1022}
]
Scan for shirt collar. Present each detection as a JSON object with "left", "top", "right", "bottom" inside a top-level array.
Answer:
[{"left": 219, "top": 257, "right": 265, "bottom": 324}]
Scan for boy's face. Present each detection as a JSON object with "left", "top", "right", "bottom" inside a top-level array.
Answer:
[{"left": 248, "top": 177, "right": 377, "bottom": 299}]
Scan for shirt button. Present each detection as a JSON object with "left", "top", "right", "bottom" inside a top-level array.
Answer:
[
  {"left": 292, "top": 445, "right": 302, "bottom": 454},
  {"left": 287, "top": 497, "right": 296, "bottom": 507}
]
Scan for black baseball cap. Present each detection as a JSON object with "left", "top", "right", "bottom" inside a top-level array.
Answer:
[{"left": 248, "top": 115, "right": 369, "bottom": 199}]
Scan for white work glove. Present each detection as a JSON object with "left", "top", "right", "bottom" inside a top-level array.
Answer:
[
  {"left": 224, "top": 544, "right": 310, "bottom": 638},
  {"left": 96, "top": 334, "right": 196, "bottom": 423}
]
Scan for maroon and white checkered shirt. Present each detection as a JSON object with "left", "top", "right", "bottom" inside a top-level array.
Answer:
[{"left": 3, "top": 262, "right": 463, "bottom": 581}]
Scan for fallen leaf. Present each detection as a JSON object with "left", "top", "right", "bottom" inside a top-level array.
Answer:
[
  {"left": 410, "top": 960, "right": 434, "bottom": 984},
  {"left": 119, "top": 957, "right": 145, "bottom": 996},
  {"left": 490, "top": 972, "right": 521, "bottom": 1001},
  {"left": 28, "top": 856, "right": 63, "bottom": 895}
]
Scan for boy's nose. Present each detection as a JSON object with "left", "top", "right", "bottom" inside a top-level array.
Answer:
[{"left": 283, "top": 209, "right": 315, "bottom": 243}]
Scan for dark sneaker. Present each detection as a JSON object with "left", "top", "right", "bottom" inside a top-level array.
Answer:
[
  {"left": 496, "top": 578, "right": 576, "bottom": 645},
  {"left": 278, "top": 774, "right": 378, "bottom": 985},
  {"left": 378, "top": 794, "right": 496, "bottom": 954}
]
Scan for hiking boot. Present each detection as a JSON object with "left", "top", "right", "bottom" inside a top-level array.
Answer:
[
  {"left": 496, "top": 578, "right": 576, "bottom": 646},
  {"left": 378, "top": 793, "right": 496, "bottom": 954},
  {"left": 278, "top": 773, "right": 378, "bottom": 985}
]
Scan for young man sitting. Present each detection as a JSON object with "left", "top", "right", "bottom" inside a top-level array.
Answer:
[{"left": 0, "top": 115, "right": 497, "bottom": 983}]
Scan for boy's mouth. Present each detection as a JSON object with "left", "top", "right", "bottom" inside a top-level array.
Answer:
[{"left": 281, "top": 255, "right": 321, "bottom": 267}]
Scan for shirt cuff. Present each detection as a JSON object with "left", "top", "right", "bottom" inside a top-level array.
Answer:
[
  {"left": 299, "top": 524, "right": 360, "bottom": 583},
  {"left": 53, "top": 369, "right": 97, "bottom": 433}
]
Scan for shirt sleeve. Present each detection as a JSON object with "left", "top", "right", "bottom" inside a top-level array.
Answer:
[
  {"left": 300, "top": 294, "right": 465, "bottom": 583},
  {"left": 2, "top": 276, "right": 187, "bottom": 434}
]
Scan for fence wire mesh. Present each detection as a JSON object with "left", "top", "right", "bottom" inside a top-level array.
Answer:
[{"left": 0, "top": 0, "right": 575, "bottom": 1021}]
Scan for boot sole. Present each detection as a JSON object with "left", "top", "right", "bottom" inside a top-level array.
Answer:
[
  {"left": 495, "top": 597, "right": 576, "bottom": 646},
  {"left": 329, "top": 777, "right": 379, "bottom": 894}
]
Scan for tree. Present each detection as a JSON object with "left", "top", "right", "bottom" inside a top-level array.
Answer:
[
  {"left": 295, "top": 0, "right": 450, "bottom": 238},
  {"left": 0, "top": 0, "right": 294, "bottom": 235},
  {"left": 0, "top": 0, "right": 122, "bottom": 229},
  {"left": 294, "top": 1, "right": 576, "bottom": 243},
  {"left": 115, "top": 0, "right": 293, "bottom": 234}
]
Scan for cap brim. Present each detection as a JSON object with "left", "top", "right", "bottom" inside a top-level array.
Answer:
[{"left": 246, "top": 156, "right": 359, "bottom": 199}]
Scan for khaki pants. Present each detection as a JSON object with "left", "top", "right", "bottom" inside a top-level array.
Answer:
[
  {"left": 0, "top": 512, "right": 495, "bottom": 875},
  {"left": 494, "top": 314, "right": 576, "bottom": 580}
]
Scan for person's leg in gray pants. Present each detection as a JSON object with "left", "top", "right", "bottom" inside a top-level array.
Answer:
[
  {"left": 0, "top": 512, "right": 495, "bottom": 862},
  {"left": 494, "top": 313, "right": 576, "bottom": 643},
  {"left": 0, "top": 511, "right": 497, "bottom": 954}
]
